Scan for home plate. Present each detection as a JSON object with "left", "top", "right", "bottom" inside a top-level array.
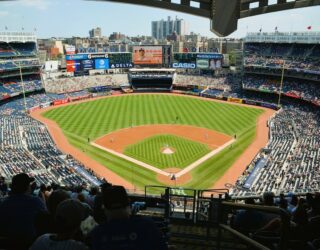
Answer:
[{"left": 161, "top": 147, "right": 175, "bottom": 155}]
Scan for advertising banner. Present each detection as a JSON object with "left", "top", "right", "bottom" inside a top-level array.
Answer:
[
  {"left": 41, "top": 102, "right": 51, "bottom": 108},
  {"left": 66, "top": 60, "right": 81, "bottom": 72},
  {"left": 172, "top": 62, "right": 196, "bottom": 69},
  {"left": 133, "top": 46, "right": 163, "bottom": 65},
  {"left": 244, "top": 99, "right": 258, "bottom": 106},
  {"left": 94, "top": 59, "right": 110, "bottom": 69},
  {"left": 208, "top": 58, "right": 222, "bottom": 69},
  {"left": 228, "top": 97, "right": 243, "bottom": 104},
  {"left": 53, "top": 99, "right": 69, "bottom": 106},
  {"left": 260, "top": 102, "right": 278, "bottom": 110},
  {"left": 81, "top": 60, "right": 94, "bottom": 71},
  {"left": 312, "top": 100, "right": 320, "bottom": 107},
  {"left": 172, "top": 53, "right": 223, "bottom": 69},
  {"left": 284, "top": 92, "right": 301, "bottom": 99},
  {"left": 110, "top": 63, "right": 134, "bottom": 69},
  {"left": 197, "top": 53, "right": 223, "bottom": 59},
  {"left": 88, "top": 53, "right": 108, "bottom": 59},
  {"left": 45, "top": 61, "right": 59, "bottom": 72},
  {"left": 108, "top": 53, "right": 133, "bottom": 68},
  {"left": 66, "top": 54, "right": 88, "bottom": 60},
  {"left": 65, "top": 45, "right": 76, "bottom": 55},
  {"left": 196, "top": 59, "right": 209, "bottom": 69}
]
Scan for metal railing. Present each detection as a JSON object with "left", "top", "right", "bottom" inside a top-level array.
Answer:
[{"left": 217, "top": 201, "right": 291, "bottom": 250}]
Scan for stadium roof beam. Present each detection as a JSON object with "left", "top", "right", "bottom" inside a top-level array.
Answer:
[{"left": 89, "top": 0, "right": 320, "bottom": 36}]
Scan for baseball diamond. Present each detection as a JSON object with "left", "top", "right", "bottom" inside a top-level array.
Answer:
[{"left": 36, "top": 93, "right": 270, "bottom": 191}]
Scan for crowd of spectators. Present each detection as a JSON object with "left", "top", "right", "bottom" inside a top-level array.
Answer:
[
  {"left": 243, "top": 75, "right": 320, "bottom": 106},
  {"left": 174, "top": 74, "right": 238, "bottom": 91},
  {"left": 0, "top": 173, "right": 168, "bottom": 249},
  {"left": 44, "top": 74, "right": 128, "bottom": 93},
  {"left": 244, "top": 43, "right": 320, "bottom": 75},
  {"left": 233, "top": 105, "right": 320, "bottom": 196},
  {"left": 230, "top": 192, "right": 320, "bottom": 249},
  {"left": 0, "top": 42, "right": 36, "bottom": 57},
  {"left": 0, "top": 113, "right": 102, "bottom": 188},
  {"left": 0, "top": 59, "right": 40, "bottom": 71},
  {"left": 0, "top": 79, "right": 43, "bottom": 100}
]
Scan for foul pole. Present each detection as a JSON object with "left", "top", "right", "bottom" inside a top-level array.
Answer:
[
  {"left": 18, "top": 61, "right": 27, "bottom": 113},
  {"left": 277, "top": 60, "right": 285, "bottom": 108}
]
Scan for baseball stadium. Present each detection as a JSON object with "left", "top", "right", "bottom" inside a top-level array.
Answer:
[{"left": 0, "top": 0, "right": 320, "bottom": 249}]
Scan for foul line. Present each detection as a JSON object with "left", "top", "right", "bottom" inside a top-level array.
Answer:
[
  {"left": 175, "top": 139, "right": 235, "bottom": 177},
  {"left": 91, "top": 142, "right": 169, "bottom": 176},
  {"left": 91, "top": 138, "right": 236, "bottom": 177}
]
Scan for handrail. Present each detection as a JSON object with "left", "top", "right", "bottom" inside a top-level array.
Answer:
[
  {"left": 218, "top": 201, "right": 290, "bottom": 250},
  {"left": 220, "top": 224, "right": 271, "bottom": 250}
]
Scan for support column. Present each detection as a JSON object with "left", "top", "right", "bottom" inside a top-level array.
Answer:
[{"left": 210, "top": 0, "right": 240, "bottom": 37}]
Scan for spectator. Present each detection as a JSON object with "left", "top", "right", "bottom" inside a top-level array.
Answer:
[
  {"left": 0, "top": 176, "right": 7, "bottom": 196},
  {"left": 34, "top": 189, "right": 70, "bottom": 237},
  {"left": 93, "top": 182, "right": 112, "bottom": 224},
  {"left": 30, "top": 199, "right": 89, "bottom": 250},
  {"left": 0, "top": 173, "right": 46, "bottom": 249},
  {"left": 38, "top": 184, "right": 47, "bottom": 203},
  {"left": 288, "top": 194, "right": 299, "bottom": 214},
  {"left": 91, "top": 185, "right": 168, "bottom": 250},
  {"left": 279, "top": 193, "right": 288, "bottom": 210}
]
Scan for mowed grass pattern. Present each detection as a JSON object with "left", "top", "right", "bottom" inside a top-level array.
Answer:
[
  {"left": 43, "top": 94, "right": 264, "bottom": 190},
  {"left": 124, "top": 134, "right": 210, "bottom": 169}
]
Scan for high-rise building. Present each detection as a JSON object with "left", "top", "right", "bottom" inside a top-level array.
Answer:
[
  {"left": 151, "top": 16, "right": 188, "bottom": 40},
  {"left": 89, "top": 27, "right": 102, "bottom": 38}
]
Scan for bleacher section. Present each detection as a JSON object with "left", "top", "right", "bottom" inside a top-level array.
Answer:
[
  {"left": 243, "top": 74, "right": 320, "bottom": 106},
  {"left": 244, "top": 43, "right": 320, "bottom": 77},
  {"left": 233, "top": 105, "right": 320, "bottom": 196},
  {"left": 0, "top": 113, "right": 102, "bottom": 187},
  {"left": 0, "top": 39, "right": 43, "bottom": 105},
  {"left": 44, "top": 74, "right": 128, "bottom": 93},
  {"left": 0, "top": 42, "right": 36, "bottom": 58}
]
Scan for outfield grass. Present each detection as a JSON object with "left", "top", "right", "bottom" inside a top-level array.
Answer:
[
  {"left": 124, "top": 134, "right": 210, "bottom": 169},
  {"left": 43, "top": 94, "right": 264, "bottom": 190}
]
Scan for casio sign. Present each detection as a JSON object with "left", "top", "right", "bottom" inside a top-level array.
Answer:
[{"left": 172, "top": 63, "right": 196, "bottom": 69}]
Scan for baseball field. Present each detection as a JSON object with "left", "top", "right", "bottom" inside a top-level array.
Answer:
[{"left": 40, "top": 94, "right": 266, "bottom": 191}]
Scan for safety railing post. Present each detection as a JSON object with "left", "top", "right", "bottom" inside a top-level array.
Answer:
[{"left": 217, "top": 193, "right": 223, "bottom": 250}]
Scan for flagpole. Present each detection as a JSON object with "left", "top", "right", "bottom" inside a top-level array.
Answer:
[{"left": 278, "top": 60, "right": 285, "bottom": 108}]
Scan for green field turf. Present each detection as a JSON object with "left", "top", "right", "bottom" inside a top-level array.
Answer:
[
  {"left": 43, "top": 94, "right": 264, "bottom": 191},
  {"left": 124, "top": 134, "right": 210, "bottom": 169}
]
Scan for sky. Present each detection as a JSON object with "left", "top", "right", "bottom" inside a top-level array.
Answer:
[{"left": 0, "top": 0, "right": 319, "bottom": 39}]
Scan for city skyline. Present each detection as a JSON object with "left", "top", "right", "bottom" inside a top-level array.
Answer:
[{"left": 0, "top": 0, "right": 319, "bottom": 39}]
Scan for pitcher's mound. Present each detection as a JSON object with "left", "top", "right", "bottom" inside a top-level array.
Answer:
[{"left": 161, "top": 147, "right": 175, "bottom": 155}]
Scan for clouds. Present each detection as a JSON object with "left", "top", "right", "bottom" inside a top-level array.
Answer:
[
  {"left": 0, "top": 10, "right": 9, "bottom": 17},
  {"left": 20, "top": 0, "right": 51, "bottom": 10}
]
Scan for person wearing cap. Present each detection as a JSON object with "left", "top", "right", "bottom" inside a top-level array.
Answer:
[
  {"left": 30, "top": 199, "right": 89, "bottom": 250},
  {"left": 0, "top": 173, "right": 46, "bottom": 249},
  {"left": 34, "top": 189, "right": 70, "bottom": 237},
  {"left": 91, "top": 185, "right": 167, "bottom": 250}
]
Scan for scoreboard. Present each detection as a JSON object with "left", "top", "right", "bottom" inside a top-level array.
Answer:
[{"left": 109, "top": 53, "right": 133, "bottom": 69}]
